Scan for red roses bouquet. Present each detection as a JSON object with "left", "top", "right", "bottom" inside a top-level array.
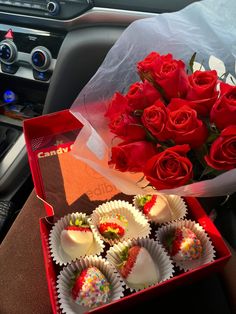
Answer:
[
  {"left": 70, "top": 2, "right": 236, "bottom": 197},
  {"left": 104, "top": 51, "right": 236, "bottom": 193}
]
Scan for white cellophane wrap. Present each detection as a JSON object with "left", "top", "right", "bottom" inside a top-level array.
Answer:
[{"left": 70, "top": 0, "right": 236, "bottom": 197}]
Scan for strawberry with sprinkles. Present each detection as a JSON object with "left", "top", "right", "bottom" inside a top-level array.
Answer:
[{"left": 72, "top": 266, "right": 111, "bottom": 308}]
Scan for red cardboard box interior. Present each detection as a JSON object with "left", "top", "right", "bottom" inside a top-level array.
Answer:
[{"left": 23, "top": 109, "right": 231, "bottom": 314}]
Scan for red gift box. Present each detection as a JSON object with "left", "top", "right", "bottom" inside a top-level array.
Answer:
[{"left": 23, "top": 109, "right": 231, "bottom": 314}]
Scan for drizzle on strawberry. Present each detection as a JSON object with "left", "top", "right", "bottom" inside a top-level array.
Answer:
[
  {"left": 143, "top": 195, "right": 157, "bottom": 215},
  {"left": 65, "top": 226, "right": 91, "bottom": 232},
  {"left": 120, "top": 246, "right": 141, "bottom": 278},
  {"left": 72, "top": 269, "right": 87, "bottom": 300}
]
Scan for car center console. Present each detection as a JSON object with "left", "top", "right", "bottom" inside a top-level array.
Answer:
[{"left": 0, "top": 21, "right": 66, "bottom": 198}]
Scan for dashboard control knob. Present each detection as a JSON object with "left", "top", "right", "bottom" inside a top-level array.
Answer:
[
  {"left": 0, "top": 40, "right": 17, "bottom": 64},
  {"left": 47, "top": 1, "right": 60, "bottom": 15},
  {"left": 30, "top": 46, "right": 52, "bottom": 72}
]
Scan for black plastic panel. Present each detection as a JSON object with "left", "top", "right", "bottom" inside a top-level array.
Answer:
[
  {"left": 94, "top": 0, "right": 201, "bottom": 13},
  {"left": 0, "top": 125, "right": 20, "bottom": 160},
  {"left": 43, "top": 26, "right": 125, "bottom": 114}
]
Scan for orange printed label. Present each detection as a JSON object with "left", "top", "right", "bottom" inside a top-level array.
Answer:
[{"left": 36, "top": 142, "right": 119, "bottom": 206}]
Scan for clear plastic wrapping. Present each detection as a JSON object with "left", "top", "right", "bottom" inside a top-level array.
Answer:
[{"left": 70, "top": 0, "right": 236, "bottom": 197}]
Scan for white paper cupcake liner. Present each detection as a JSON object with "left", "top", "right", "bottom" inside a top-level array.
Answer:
[
  {"left": 106, "top": 237, "right": 175, "bottom": 292},
  {"left": 90, "top": 200, "right": 151, "bottom": 245},
  {"left": 133, "top": 193, "right": 187, "bottom": 224},
  {"left": 155, "top": 219, "right": 216, "bottom": 272},
  {"left": 49, "top": 212, "right": 105, "bottom": 266},
  {"left": 57, "top": 256, "right": 124, "bottom": 314}
]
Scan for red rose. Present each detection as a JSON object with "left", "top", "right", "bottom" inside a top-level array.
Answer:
[
  {"left": 144, "top": 145, "right": 193, "bottom": 190},
  {"left": 205, "top": 126, "right": 236, "bottom": 170},
  {"left": 109, "top": 141, "right": 157, "bottom": 172},
  {"left": 210, "top": 84, "right": 236, "bottom": 130},
  {"left": 186, "top": 70, "right": 219, "bottom": 116},
  {"left": 136, "top": 51, "right": 160, "bottom": 75},
  {"left": 108, "top": 113, "right": 146, "bottom": 141},
  {"left": 141, "top": 99, "right": 169, "bottom": 141},
  {"left": 137, "top": 53, "right": 189, "bottom": 101},
  {"left": 168, "top": 96, "right": 216, "bottom": 118},
  {"left": 105, "top": 92, "right": 130, "bottom": 120},
  {"left": 219, "top": 81, "right": 233, "bottom": 94},
  {"left": 166, "top": 105, "right": 208, "bottom": 148},
  {"left": 126, "top": 80, "right": 160, "bottom": 110}
]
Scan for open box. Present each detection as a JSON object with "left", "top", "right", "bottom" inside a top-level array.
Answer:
[{"left": 23, "top": 109, "right": 232, "bottom": 314}]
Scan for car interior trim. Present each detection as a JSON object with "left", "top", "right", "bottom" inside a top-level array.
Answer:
[
  {"left": 0, "top": 7, "right": 157, "bottom": 31},
  {"left": 0, "top": 23, "right": 51, "bottom": 36}
]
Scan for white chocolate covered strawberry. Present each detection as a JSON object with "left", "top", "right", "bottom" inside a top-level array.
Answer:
[
  {"left": 118, "top": 245, "right": 159, "bottom": 288},
  {"left": 60, "top": 219, "right": 93, "bottom": 259},
  {"left": 72, "top": 266, "right": 111, "bottom": 308},
  {"left": 164, "top": 227, "right": 203, "bottom": 261},
  {"left": 137, "top": 194, "right": 173, "bottom": 223}
]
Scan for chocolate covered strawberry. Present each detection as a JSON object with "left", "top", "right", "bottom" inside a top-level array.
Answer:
[
  {"left": 60, "top": 219, "right": 93, "bottom": 259},
  {"left": 98, "top": 214, "right": 128, "bottom": 240},
  {"left": 72, "top": 266, "right": 111, "bottom": 308},
  {"left": 137, "top": 194, "right": 173, "bottom": 223},
  {"left": 118, "top": 245, "right": 159, "bottom": 288},
  {"left": 164, "top": 227, "right": 203, "bottom": 261}
]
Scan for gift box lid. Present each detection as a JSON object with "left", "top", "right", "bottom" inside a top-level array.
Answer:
[{"left": 24, "top": 109, "right": 123, "bottom": 217}]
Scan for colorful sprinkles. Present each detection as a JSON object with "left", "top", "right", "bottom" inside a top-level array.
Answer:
[
  {"left": 72, "top": 266, "right": 111, "bottom": 308},
  {"left": 173, "top": 227, "right": 203, "bottom": 261}
]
